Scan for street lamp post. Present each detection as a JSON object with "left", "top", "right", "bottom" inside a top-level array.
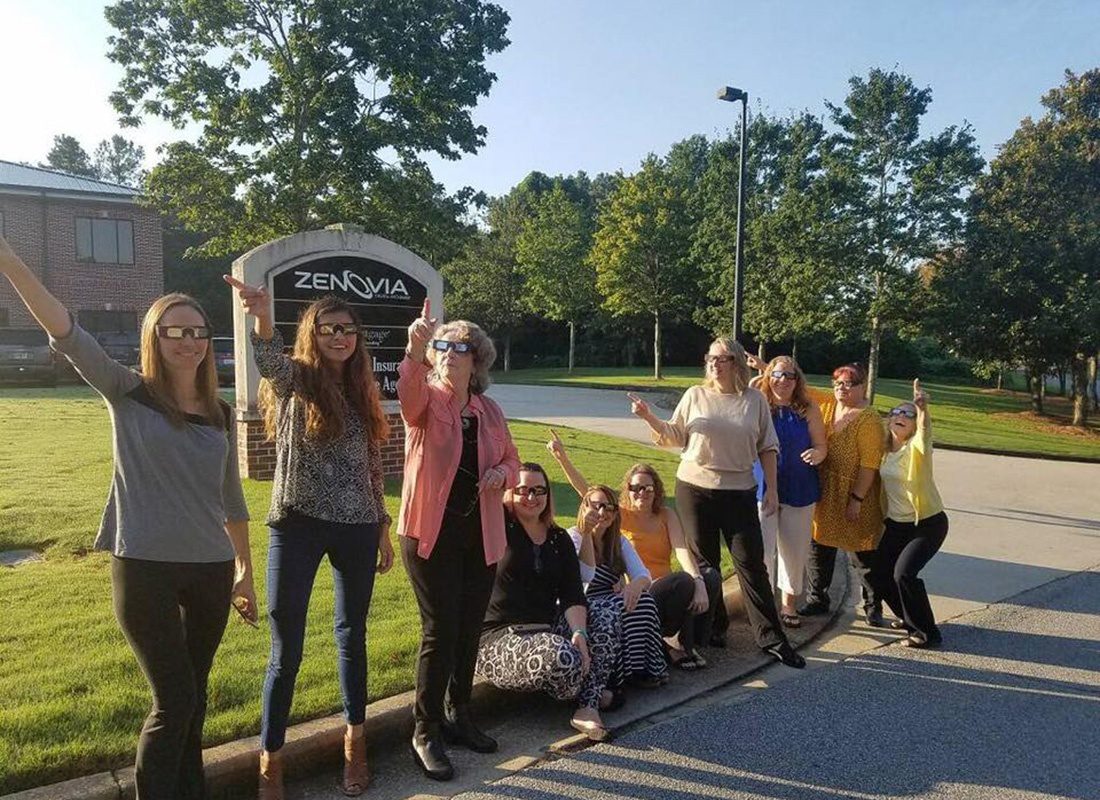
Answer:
[{"left": 717, "top": 86, "right": 748, "bottom": 341}]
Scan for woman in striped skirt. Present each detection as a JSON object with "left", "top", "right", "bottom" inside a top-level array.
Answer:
[{"left": 568, "top": 485, "right": 668, "bottom": 688}]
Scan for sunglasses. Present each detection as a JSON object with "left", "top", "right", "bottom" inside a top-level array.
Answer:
[
  {"left": 888, "top": 407, "right": 918, "bottom": 419},
  {"left": 315, "top": 322, "right": 360, "bottom": 337},
  {"left": 627, "top": 484, "right": 656, "bottom": 495},
  {"left": 586, "top": 500, "right": 616, "bottom": 513},
  {"left": 770, "top": 370, "right": 797, "bottom": 381},
  {"left": 156, "top": 325, "right": 211, "bottom": 340},
  {"left": 514, "top": 485, "right": 549, "bottom": 498},
  {"left": 431, "top": 339, "right": 473, "bottom": 354},
  {"left": 832, "top": 380, "right": 862, "bottom": 389},
  {"left": 705, "top": 355, "right": 734, "bottom": 365}
]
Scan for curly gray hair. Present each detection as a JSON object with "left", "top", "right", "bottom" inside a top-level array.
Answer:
[{"left": 430, "top": 320, "right": 497, "bottom": 395}]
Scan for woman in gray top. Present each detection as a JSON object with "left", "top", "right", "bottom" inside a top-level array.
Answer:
[
  {"left": 0, "top": 234, "right": 254, "bottom": 800},
  {"left": 226, "top": 276, "right": 392, "bottom": 799}
]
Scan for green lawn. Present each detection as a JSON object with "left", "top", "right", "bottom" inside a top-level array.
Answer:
[
  {"left": 0, "top": 386, "right": 684, "bottom": 794},
  {"left": 494, "top": 368, "right": 1100, "bottom": 460}
]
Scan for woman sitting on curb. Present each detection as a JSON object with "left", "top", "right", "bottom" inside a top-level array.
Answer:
[
  {"left": 877, "top": 380, "right": 950, "bottom": 648},
  {"left": 547, "top": 432, "right": 718, "bottom": 670},
  {"left": 568, "top": 486, "right": 669, "bottom": 688},
  {"left": 476, "top": 463, "right": 621, "bottom": 742}
]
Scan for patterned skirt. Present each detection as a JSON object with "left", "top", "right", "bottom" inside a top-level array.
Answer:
[{"left": 586, "top": 564, "right": 668, "bottom": 684}]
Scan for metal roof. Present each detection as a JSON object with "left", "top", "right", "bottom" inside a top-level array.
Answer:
[{"left": 0, "top": 160, "right": 139, "bottom": 200}]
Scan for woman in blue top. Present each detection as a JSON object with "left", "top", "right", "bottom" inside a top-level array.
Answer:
[{"left": 751, "top": 356, "right": 828, "bottom": 627}]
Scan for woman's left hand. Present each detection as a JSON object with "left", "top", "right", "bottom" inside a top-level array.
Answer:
[
  {"left": 478, "top": 466, "right": 505, "bottom": 494},
  {"left": 800, "top": 447, "right": 825, "bottom": 466},
  {"left": 761, "top": 487, "right": 779, "bottom": 517},
  {"left": 377, "top": 525, "right": 394, "bottom": 573},
  {"left": 689, "top": 579, "right": 709, "bottom": 614},
  {"left": 619, "top": 580, "right": 645, "bottom": 613},
  {"left": 913, "top": 378, "right": 928, "bottom": 411},
  {"left": 231, "top": 568, "right": 259, "bottom": 627}
]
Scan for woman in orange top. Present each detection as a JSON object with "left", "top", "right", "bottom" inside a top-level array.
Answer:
[{"left": 547, "top": 433, "right": 717, "bottom": 670}]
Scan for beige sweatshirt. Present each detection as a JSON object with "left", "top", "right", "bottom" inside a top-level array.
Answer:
[{"left": 651, "top": 384, "right": 779, "bottom": 490}]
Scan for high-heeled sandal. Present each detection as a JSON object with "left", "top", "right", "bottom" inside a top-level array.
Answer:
[
  {"left": 342, "top": 731, "right": 370, "bottom": 796},
  {"left": 258, "top": 750, "right": 284, "bottom": 800}
]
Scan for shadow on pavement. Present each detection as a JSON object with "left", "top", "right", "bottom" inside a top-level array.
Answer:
[{"left": 946, "top": 505, "right": 1100, "bottom": 534}]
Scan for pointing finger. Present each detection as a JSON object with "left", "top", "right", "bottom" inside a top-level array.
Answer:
[
  {"left": 422, "top": 298, "right": 431, "bottom": 319},
  {"left": 223, "top": 274, "right": 249, "bottom": 291}
]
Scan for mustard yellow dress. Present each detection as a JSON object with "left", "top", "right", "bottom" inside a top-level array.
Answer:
[{"left": 812, "top": 395, "right": 885, "bottom": 552}]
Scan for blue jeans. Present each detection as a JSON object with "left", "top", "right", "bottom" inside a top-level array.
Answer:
[{"left": 261, "top": 511, "right": 380, "bottom": 752}]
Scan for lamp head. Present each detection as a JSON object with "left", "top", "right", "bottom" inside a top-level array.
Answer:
[{"left": 717, "top": 86, "right": 747, "bottom": 102}]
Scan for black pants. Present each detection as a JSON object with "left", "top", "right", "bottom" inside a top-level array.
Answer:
[
  {"left": 402, "top": 525, "right": 496, "bottom": 731},
  {"left": 675, "top": 481, "right": 787, "bottom": 650},
  {"left": 805, "top": 541, "right": 886, "bottom": 615},
  {"left": 878, "top": 512, "right": 949, "bottom": 640},
  {"left": 112, "top": 556, "right": 234, "bottom": 800},
  {"left": 649, "top": 571, "right": 696, "bottom": 651}
]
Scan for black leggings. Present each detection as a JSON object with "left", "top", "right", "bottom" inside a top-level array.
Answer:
[
  {"left": 112, "top": 556, "right": 233, "bottom": 800},
  {"left": 878, "top": 512, "right": 949, "bottom": 640},
  {"left": 675, "top": 480, "right": 787, "bottom": 650},
  {"left": 402, "top": 526, "right": 496, "bottom": 731}
]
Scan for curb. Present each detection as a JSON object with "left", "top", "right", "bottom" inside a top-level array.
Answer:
[{"left": 2, "top": 560, "right": 850, "bottom": 800}]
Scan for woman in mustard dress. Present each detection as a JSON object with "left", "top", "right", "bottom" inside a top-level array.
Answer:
[{"left": 800, "top": 363, "right": 889, "bottom": 626}]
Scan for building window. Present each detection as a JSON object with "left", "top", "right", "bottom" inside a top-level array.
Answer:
[
  {"left": 76, "top": 217, "right": 135, "bottom": 265},
  {"left": 0, "top": 308, "right": 8, "bottom": 327},
  {"left": 79, "top": 310, "right": 139, "bottom": 332}
]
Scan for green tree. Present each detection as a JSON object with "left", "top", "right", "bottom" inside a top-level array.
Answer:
[
  {"left": 591, "top": 156, "right": 694, "bottom": 379},
  {"left": 41, "top": 134, "right": 97, "bottom": 177},
  {"left": 92, "top": 135, "right": 146, "bottom": 187},
  {"left": 106, "top": 0, "right": 509, "bottom": 256},
  {"left": 516, "top": 184, "right": 596, "bottom": 372},
  {"left": 825, "top": 69, "right": 983, "bottom": 401}
]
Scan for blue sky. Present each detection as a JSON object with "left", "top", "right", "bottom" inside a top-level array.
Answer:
[{"left": 2, "top": 1, "right": 1098, "bottom": 197}]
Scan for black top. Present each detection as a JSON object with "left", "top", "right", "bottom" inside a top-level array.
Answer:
[{"left": 482, "top": 516, "right": 587, "bottom": 640}]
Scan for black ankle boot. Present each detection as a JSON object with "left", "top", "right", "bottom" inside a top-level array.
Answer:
[
  {"left": 411, "top": 724, "right": 453, "bottom": 781},
  {"left": 442, "top": 703, "right": 498, "bottom": 753}
]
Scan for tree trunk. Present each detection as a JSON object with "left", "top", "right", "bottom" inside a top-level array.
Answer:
[
  {"left": 867, "top": 314, "right": 882, "bottom": 405},
  {"left": 1090, "top": 352, "right": 1098, "bottom": 412},
  {"left": 567, "top": 320, "right": 576, "bottom": 374},
  {"left": 757, "top": 341, "right": 766, "bottom": 361},
  {"left": 1058, "top": 368, "right": 1067, "bottom": 397},
  {"left": 1072, "top": 351, "right": 1089, "bottom": 428},
  {"left": 653, "top": 310, "right": 662, "bottom": 381},
  {"left": 503, "top": 331, "right": 512, "bottom": 373},
  {"left": 996, "top": 368, "right": 1003, "bottom": 391},
  {"left": 1028, "top": 364, "right": 1044, "bottom": 415},
  {"left": 791, "top": 337, "right": 798, "bottom": 362}
]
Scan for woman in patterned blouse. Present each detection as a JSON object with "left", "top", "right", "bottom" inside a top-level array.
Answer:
[{"left": 227, "top": 278, "right": 391, "bottom": 800}]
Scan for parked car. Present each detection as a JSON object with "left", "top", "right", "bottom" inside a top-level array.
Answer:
[
  {"left": 0, "top": 328, "right": 56, "bottom": 386},
  {"left": 94, "top": 330, "right": 141, "bottom": 369},
  {"left": 213, "top": 337, "right": 236, "bottom": 386}
]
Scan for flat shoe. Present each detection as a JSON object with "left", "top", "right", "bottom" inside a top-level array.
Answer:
[
  {"left": 780, "top": 612, "right": 802, "bottom": 628},
  {"left": 674, "top": 650, "right": 708, "bottom": 671},
  {"left": 901, "top": 633, "right": 942, "bottom": 649},
  {"left": 570, "top": 716, "right": 611, "bottom": 742},
  {"left": 764, "top": 642, "right": 806, "bottom": 669}
]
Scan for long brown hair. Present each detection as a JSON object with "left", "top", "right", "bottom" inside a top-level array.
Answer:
[
  {"left": 513, "top": 461, "right": 556, "bottom": 527},
  {"left": 619, "top": 463, "right": 666, "bottom": 513},
  {"left": 260, "top": 297, "right": 390, "bottom": 443},
  {"left": 577, "top": 485, "right": 625, "bottom": 575},
  {"left": 758, "top": 356, "right": 812, "bottom": 416},
  {"left": 139, "top": 293, "right": 224, "bottom": 428}
]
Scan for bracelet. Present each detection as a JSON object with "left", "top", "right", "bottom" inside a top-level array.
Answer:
[
  {"left": 693, "top": 575, "right": 705, "bottom": 582},
  {"left": 850, "top": 492, "right": 864, "bottom": 502},
  {"left": 571, "top": 628, "right": 588, "bottom": 640}
]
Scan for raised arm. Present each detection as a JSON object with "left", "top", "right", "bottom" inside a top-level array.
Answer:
[
  {"left": 224, "top": 275, "right": 297, "bottom": 396},
  {"left": 630, "top": 390, "right": 689, "bottom": 449},
  {"left": 0, "top": 235, "right": 71, "bottom": 338},
  {"left": 396, "top": 299, "right": 436, "bottom": 427},
  {"left": 911, "top": 378, "right": 933, "bottom": 453},
  {"left": 546, "top": 428, "right": 589, "bottom": 497}
]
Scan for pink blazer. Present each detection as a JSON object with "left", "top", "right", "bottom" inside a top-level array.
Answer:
[{"left": 396, "top": 356, "right": 520, "bottom": 564}]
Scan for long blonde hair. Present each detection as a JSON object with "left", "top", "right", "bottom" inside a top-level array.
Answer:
[
  {"left": 139, "top": 293, "right": 224, "bottom": 428},
  {"left": 702, "top": 337, "right": 752, "bottom": 393},
  {"left": 260, "top": 297, "right": 390, "bottom": 443}
]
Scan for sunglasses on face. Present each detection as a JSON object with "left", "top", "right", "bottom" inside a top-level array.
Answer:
[
  {"left": 514, "top": 485, "right": 549, "bottom": 498},
  {"left": 315, "top": 322, "right": 360, "bottom": 337},
  {"left": 156, "top": 325, "right": 211, "bottom": 340},
  {"left": 705, "top": 355, "right": 733, "bottom": 365},
  {"left": 586, "top": 500, "right": 616, "bottom": 513},
  {"left": 833, "top": 380, "right": 862, "bottom": 389},
  {"left": 771, "top": 370, "right": 797, "bottom": 381},
  {"left": 888, "top": 407, "right": 918, "bottom": 419},
  {"left": 628, "top": 484, "right": 656, "bottom": 495},
  {"left": 431, "top": 339, "right": 473, "bottom": 354}
]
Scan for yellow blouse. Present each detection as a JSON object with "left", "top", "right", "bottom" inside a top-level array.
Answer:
[{"left": 620, "top": 507, "right": 673, "bottom": 580}]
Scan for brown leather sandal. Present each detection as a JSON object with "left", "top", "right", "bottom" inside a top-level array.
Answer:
[
  {"left": 258, "top": 750, "right": 284, "bottom": 800},
  {"left": 342, "top": 731, "right": 370, "bottom": 796}
]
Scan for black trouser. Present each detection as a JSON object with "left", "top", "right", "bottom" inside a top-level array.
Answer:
[
  {"left": 402, "top": 524, "right": 496, "bottom": 732},
  {"left": 649, "top": 571, "right": 696, "bottom": 652},
  {"left": 877, "top": 512, "right": 949, "bottom": 640},
  {"left": 805, "top": 541, "right": 886, "bottom": 615},
  {"left": 112, "top": 556, "right": 233, "bottom": 800},
  {"left": 675, "top": 481, "right": 787, "bottom": 650}
]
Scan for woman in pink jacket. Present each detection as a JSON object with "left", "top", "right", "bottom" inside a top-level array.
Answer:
[{"left": 398, "top": 300, "right": 520, "bottom": 782}]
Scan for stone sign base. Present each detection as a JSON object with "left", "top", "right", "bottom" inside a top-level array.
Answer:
[{"left": 237, "top": 411, "right": 406, "bottom": 481}]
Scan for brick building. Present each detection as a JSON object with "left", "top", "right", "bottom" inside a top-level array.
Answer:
[{"left": 0, "top": 160, "right": 163, "bottom": 332}]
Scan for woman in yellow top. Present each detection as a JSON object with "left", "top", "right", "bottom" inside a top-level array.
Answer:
[
  {"left": 877, "top": 380, "right": 948, "bottom": 648},
  {"left": 799, "top": 363, "right": 889, "bottom": 626},
  {"left": 547, "top": 432, "right": 720, "bottom": 670}
]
